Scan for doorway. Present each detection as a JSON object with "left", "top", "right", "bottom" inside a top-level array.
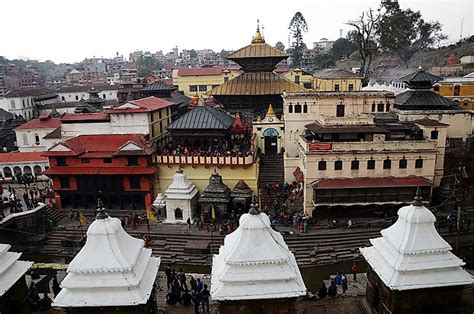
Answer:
[{"left": 263, "top": 128, "right": 279, "bottom": 155}]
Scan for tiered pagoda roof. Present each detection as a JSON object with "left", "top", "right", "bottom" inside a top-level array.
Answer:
[
  {"left": 229, "top": 179, "right": 253, "bottom": 204},
  {"left": 211, "top": 201, "right": 307, "bottom": 300},
  {"left": 165, "top": 169, "right": 198, "bottom": 201},
  {"left": 360, "top": 189, "right": 472, "bottom": 291},
  {"left": 53, "top": 205, "right": 160, "bottom": 307},
  {"left": 0, "top": 244, "right": 33, "bottom": 297}
]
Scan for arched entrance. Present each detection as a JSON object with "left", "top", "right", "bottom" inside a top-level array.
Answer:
[
  {"left": 263, "top": 128, "right": 279, "bottom": 155},
  {"left": 175, "top": 208, "right": 183, "bottom": 220},
  {"left": 3, "top": 167, "right": 12, "bottom": 178},
  {"left": 34, "top": 165, "right": 42, "bottom": 176},
  {"left": 24, "top": 166, "right": 32, "bottom": 177},
  {"left": 13, "top": 166, "right": 22, "bottom": 178}
]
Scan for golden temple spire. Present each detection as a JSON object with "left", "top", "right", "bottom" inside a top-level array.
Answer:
[
  {"left": 266, "top": 104, "right": 275, "bottom": 117},
  {"left": 251, "top": 19, "right": 265, "bottom": 44},
  {"left": 418, "top": 64, "right": 424, "bottom": 71}
]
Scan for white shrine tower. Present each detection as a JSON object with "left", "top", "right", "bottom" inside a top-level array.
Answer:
[{"left": 164, "top": 168, "right": 198, "bottom": 223}]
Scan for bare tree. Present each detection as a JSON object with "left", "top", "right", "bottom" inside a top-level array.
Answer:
[{"left": 346, "top": 8, "right": 382, "bottom": 86}]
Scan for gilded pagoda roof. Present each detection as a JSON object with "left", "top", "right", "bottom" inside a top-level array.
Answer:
[
  {"left": 227, "top": 43, "right": 288, "bottom": 60},
  {"left": 209, "top": 72, "right": 305, "bottom": 96}
]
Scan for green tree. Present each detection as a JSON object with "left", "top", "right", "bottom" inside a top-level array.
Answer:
[
  {"left": 378, "top": 7, "right": 446, "bottom": 67},
  {"left": 189, "top": 49, "right": 198, "bottom": 59},
  {"left": 275, "top": 41, "right": 285, "bottom": 52},
  {"left": 288, "top": 12, "right": 308, "bottom": 67},
  {"left": 347, "top": 8, "right": 382, "bottom": 86},
  {"left": 313, "top": 52, "right": 336, "bottom": 70},
  {"left": 331, "top": 38, "right": 357, "bottom": 60},
  {"left": 219, "top": 49, "right": 231, "bottom": 58}
]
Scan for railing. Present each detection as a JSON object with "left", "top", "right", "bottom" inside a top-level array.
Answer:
[
  {"left": 299, "top": 136, "right": 438, "bottom": 153},
  {"left": 320, "top": 114, "right": 374, "bottom": 125}
]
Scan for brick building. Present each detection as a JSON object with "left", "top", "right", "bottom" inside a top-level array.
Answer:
[{"left": 43, "top": 134, "right": 157, "bottom": 211}]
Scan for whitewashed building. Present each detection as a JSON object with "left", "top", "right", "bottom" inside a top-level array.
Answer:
[
  {"left": 211, "top": 201, "right": 306, "bottom": 312},
  {"left": 360, "top": 190, "right": 473, "bottom": 312},
  {"left": 0, "top": 243, "right": 33, "bottom": 311},
  {"left": 53, "top": 207, "right": 160, "bottom": 311},
  {"left": 164, "top": 169, "right": 198, "bottom": 223}
]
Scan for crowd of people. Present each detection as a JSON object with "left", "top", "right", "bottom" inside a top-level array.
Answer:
[
  {"left": 26, "top": 275, "right": 61, "bottom": 311},
  {"left": 164, "top": 265, "right": 211, "bottom": 313},
  {"left": 1, "top": 184, "right": 50, "bottom": 219},
  {"left": 156, "top": 138, "right": 254, "bottom": 158}
]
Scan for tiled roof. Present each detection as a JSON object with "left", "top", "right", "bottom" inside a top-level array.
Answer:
[
  {"left": 43, "top": 127, "right": 62, "bottom": 139},
  {"left": 0, "top": 108, "right": 13, "bottom": 121},
  {"left": 395, "top": 90, "right": 458, "bottom": 110},
  {"left": 43, "top": 166, "right": 156, "bottom": 175},
  {"left": 0, "top": 152, "right": 48, "bottom": 163},
  {"left": 177, "top": 67, "right": 223, "bottom": 76},
  {"left": 305, "top": 122, "right": 388, "bottom": 134},
  {"left": 313, "top": 176, "right": 432, "bottom": 189},
  {"left": 108, "top": 96, "right": 174, "bottom": 114},
  {"left": 314, "top": 68, "right": 361, "bottom": 79},
  {"left": 45, "top": 134, "right": 153, "bottom": 157},
  {"left": 55, "top": 84, "right": 119, "bottom": 93},
  {"left": 209, "top": 72, "right": 305, "bottom": 96},
  {"left": 15, "top": 117, "right": 62, "bottom": 130},
  {"left": 399, "top": 69, "right": 443, "bottom": 84},
  {"left": 5, "top": 87, "right": 53, "bottom": 98},
  {"left": 227, "top": 43, "right": 287, "bottom": 59},
  {"left": 60, "top": 113, "right": 110, "bottom": 123},
  {"left": 167, "top": 106, "right": 234, "bottom": 130},
  {"left": 413, "top": 118, "right": 450, "bottom": 127}
]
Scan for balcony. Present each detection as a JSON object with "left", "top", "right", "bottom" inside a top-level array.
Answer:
[
  {"left": 299, "top": 136, "right": 438, "bottom": 154},
  {"left": 156, "top": 154, "right": 256, "bottom": 167},
  {"left": 319, "top": 114, "right": 374, "bottom": 126}
]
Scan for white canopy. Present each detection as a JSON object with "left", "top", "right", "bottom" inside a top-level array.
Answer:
[
  {"left": 211, "top": 207, "right": 306, "bottom": 301},
  {"left": 53, "top": 210, "right": 160, "bottom": 307},
  {"left": 0, "top": 244, "right": 33, "bottom": 297},
  {"left": 360, "top": 194, "right": 473, "bottom": 291}
]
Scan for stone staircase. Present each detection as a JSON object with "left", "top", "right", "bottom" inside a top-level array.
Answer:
[
  {"left": 258, "top": 154, "right": 284, "bottom": 190},
  {"left": 45, "top": 206, "right": 67, "bottom": 224}
]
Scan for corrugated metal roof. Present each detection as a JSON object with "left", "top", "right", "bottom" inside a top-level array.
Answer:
[
  {"left": 208, "top": 72, "right": 305, "bottom": 96},
  {"left": 167, "top": 106, "right": 234, "bottom": 130},
  {"left": 227, "top": 43, "right": 288, "bottom": 59},
  {"left": 140, "top": 82, "right": 175, "bottom": 92},
  {"left": 395, "top": 90, "right": 458, "bottom": 110}
]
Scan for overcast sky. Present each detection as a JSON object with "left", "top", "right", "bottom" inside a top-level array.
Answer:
[{"left": 2, "top": 0, "right": 472, "bottom": 63}]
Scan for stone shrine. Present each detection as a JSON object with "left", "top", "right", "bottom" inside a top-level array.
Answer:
[
  {"left": 164, "top": 169, "right": 198, "bottom": 223},
  {"left": 360, "top": 189, "right": 472, "bottom": 313},
  {"left": 199, "top": 170, "right": 231, "bottom": 219},
  {"left": 229, "top": 179, "right": 253, "bottom": 211}
]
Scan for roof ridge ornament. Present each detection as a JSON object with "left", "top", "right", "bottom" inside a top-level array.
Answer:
[
  {"left": 96, "top": 197, "right": 109, "bottom": 220},
  {"left": 251, "top": 19, "right": 265, "bottom": 44},
  {"left": 412, "top": 187, "right": 423, "bottom": 207},
  {"left": 248, "top": 195, "right": 260, "bottom": 215}
]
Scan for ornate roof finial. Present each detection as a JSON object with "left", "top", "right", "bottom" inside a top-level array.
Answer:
[
  {"left": 412, "top": 187, "right": 423, "bottom": 207},
  {"left": 96, "top": 197, "right": 109, "bottom": 220},
  {"left": 248, "top": 195, "right": 260, "bottom": 215},
  {"left": 251, "top": 19, "right": 265, "bottom": 44},
  {"left": 266, "top": 104, "right": 275, "bottom": 117}
]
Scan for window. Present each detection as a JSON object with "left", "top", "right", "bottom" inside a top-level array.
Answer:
[
  {"left": 129, "top": 176, "right": 141, "bottom": 189},
  {"left": 295, "top": 75, "right": 300, "bottom": 84},
  {"left": 294, "top": 103, "right": 302, "bottom": 113},
  {"left": 383, "top": 158, "right": 391, "bottom": 169},
  {"left": 415, "top": 158, "right": 423, "bottom": 169},
  {"left": 189, "top": 85, "right": 198, "bottom": 92},
  {"left": 81, "top": 158, "right": 90, "bottom": 164},
  {"left": 334, "top": 160, "right": 343, "bottom": 170},
  {"left": 431, "top": 130, "right": 439, "bottom": 140},
  {"left": 351, "top": 159, "right": 359, "bottom": 170},
  {"left": 56, "top": 157, "right": 67, "bottom": 166},
  {"left": 34, "top": 133, "right": 40, "bottom": 145},
  {"left": 453, "top": 84, "right": 460, "bottom": 96},
  {"left": 377, "top": 103, "right": 384, "bottom": 112},
  {"left": 367, "top": 159, "right": 375, "bottom": 170},
  {"left": 127, "top": 156, "right": 139, "bottom": 166},
  {"left": 61, "top": 96, "right": 65, "bottom": 101},
  {"left": 59, "top": 177, "right": 70, "bottom": 189},
  {"left": 303, "top": 103, "right": 308, "bottom": 113},
  {"left": 334, "top": 84, "right": 340, "bottom": 92},
  {"left": 434, "top": 85, "right": 440, "bottom": 92},
  {"left": 386, "top": 103, "right": 390, "bottom": 111},
  {"left": 75, "top": 95, "right": 79, "bottom": 101},
  {"left": 224, "top": 76, "right": 229, "bottom": 83},
  {"left": 103, "top": 93, "right": 106, "bottom": 99},
  {"left": 198, "top": 85, "right": 207, "bottom": 92},
  {"left": 303, "top": 82, "right": 312, "bottom": 89},
  {"left": 22, "top": 134, "right": 28, "bottom": 145},
  {"left": 336, "top": 105, "right": 345, "bottom": 117},
  {"left": 371, "top": 103, "right": 375, "bottom": 112},
  {"left": 103, "top": 158, "right": 112, "bottom": 164},
  {"left": 348, "top": 84, "right": 354, "bottom": 92},
  {"left": 288, "top": 104, "right": 293, "bottom": 113},
  {"left": 318, "top": 160, "right": 327, "bottom": 171},
  {"left": 10, "top": 100, "right": 15, "bottom": 109},
  {"left": 399, "top": 158, "right": 407, "bottom": 169},
  {"left": 22, "top": 99, "right": 25, "bottom": 108}
]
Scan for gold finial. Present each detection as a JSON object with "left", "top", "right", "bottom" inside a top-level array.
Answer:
[
  {"left": 266, "top": 104, "right": 275, "bottom": 117},
  {"left": 418, "top": 64, "right": 424, "bottom": 71},
  {"left": 251, "top": 19, "right": 265, "bottom": 44},
  {"left": 256, "top": 115, "right": 261, "bottom": 122}
]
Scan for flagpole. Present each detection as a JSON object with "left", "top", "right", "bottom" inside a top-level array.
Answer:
[{"left": 79, "top": 215, "right": 84, "bottom": 239}]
